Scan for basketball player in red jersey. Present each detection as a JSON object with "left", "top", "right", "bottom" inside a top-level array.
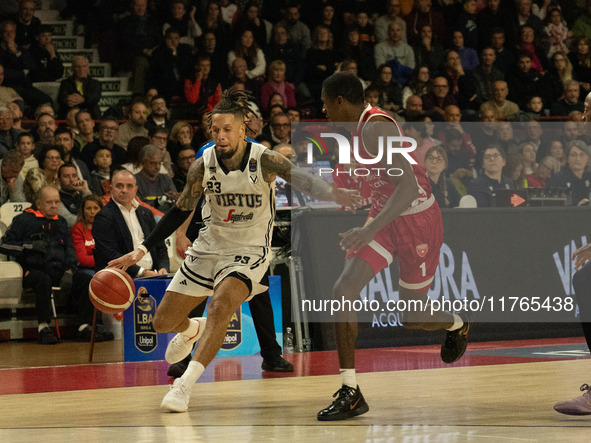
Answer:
[{"left": 317, "top": 72, "right": 470, "bottom": 421}]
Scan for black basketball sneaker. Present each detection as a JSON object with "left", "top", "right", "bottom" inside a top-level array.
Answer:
[
  {"left": 317, "top": 385, "right": 369, "bottom": 421},
  {"left": 441, "top": 312, "right": 471, "bottom": 363}
]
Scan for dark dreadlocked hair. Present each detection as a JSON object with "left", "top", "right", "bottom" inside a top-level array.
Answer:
[{"left": 209, "top": 86, "right": 254, "bottom": 123}]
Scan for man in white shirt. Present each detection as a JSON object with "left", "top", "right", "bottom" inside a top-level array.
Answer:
[{"left": 92, "top": 169, "right": 169, "bottom": 276}]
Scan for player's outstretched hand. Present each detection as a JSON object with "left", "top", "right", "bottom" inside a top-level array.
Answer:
[
  {"left": 108, "top": 248, "right": 146, "bottom": 271},
  {"left": 573, "top": 243, "right": 591, "bottom": 270},
  {"left": 331, "top": 182, "right": 362, "bottom": 212},
  {"left": 338, "top": 226, "right": 375, "bottom": 253}
]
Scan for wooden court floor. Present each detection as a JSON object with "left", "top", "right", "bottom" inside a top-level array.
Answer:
[{"left": 1, "top": 339, "right": 591, "bottom": 442}]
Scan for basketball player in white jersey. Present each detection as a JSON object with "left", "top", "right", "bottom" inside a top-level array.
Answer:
[{"left": 109, "top": 87, "right": 360, "bottom": 412}]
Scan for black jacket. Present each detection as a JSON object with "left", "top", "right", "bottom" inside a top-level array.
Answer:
[
  {"left": 57, "top": 75, "right": 102, "bottom": 119},
  {"left": 27, "top": 44, "right": 64, "bottom": 82},
  {"left": 0, "top": 208, "right": 77, "bottom": 272},
  {"left": 92, "top": 199, "right": 169, "bottom": 276}
]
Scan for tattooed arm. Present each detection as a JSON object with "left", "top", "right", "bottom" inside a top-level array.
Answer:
[
  {"left": 261, "top": 149, "right": 361, "bottom": 209},
  {"left": 176, "top": 157, "right": 205, "bottom": 210},
  {"left": 108, "top": 159, "right": 204, "bottom": 271}
]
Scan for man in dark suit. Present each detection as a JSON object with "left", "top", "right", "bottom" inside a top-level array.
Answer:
[
  {"left": 57, "top": 56, "right": 102, "bottom": 119},
  {"left": 93, "top": 169, "right": 169, "bottom": 277}
]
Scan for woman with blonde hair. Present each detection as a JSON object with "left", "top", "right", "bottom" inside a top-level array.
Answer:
[
  {"left": 260, "top": 59, "right": 296, "bottom": 112},
  {"left": 552, "top": 51, "right": 573, "bottom": 86},
  {"left": 169, "top": 121, "right": 195, "bottom": 161}
]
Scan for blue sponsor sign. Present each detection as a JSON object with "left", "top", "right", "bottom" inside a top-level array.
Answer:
[{"left": 123, "top": 276, "right": 282, "bottom": 361}]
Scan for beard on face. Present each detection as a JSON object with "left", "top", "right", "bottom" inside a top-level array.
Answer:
[{"left": 216, "top": 144, "right": 238, "bottom": 160}]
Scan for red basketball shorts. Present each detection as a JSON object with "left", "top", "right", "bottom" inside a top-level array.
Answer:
[{"left": 346, "top": 203, "right": 443, "bottom": 292}]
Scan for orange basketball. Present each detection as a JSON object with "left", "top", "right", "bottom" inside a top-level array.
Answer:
[{"left": 89, "top": 268, "right": 136, "bottom": 314}]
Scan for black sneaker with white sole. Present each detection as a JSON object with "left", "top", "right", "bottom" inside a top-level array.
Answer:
[{"left": 317, "top": 385, "right": 369, "bottom": 421}]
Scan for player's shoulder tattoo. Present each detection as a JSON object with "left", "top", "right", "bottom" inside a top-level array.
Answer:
[
  {"left": 261, "top": 149, "right": 292, "bottom": 182},
  {"left": 177, "top": 157, "right": 205, "bottom": 211}
]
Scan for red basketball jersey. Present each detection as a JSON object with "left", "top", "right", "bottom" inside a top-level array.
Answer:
[{"left": 354, "top": 105, "right": 434, "bottom": 217}]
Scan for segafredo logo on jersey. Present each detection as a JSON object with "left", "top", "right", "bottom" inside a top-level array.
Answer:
[{"left": 306, "top": 132, "right": 417, "bottom": 177}]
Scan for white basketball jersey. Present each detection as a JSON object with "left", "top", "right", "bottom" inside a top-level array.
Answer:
[{"left": 200, "top": 142, "right": 275, "bottom": 248}]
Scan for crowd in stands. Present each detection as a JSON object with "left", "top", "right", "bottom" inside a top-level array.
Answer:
[{"left": 3, "top": 1, "right": 591, "bottom": 341}]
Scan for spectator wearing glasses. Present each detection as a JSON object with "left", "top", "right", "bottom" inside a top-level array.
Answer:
[
  {"left": 546, "top": 140, "right": 591, "bottom": 206},
  {"left": 259, "top": 112, "right": 291, "bottom": 149},
  {"left": 149, "top": 126, "right": 173, "bottom": 176},
  {"left": 172, "top": 146, "right": 196, "bottom": 191},
  {"left": 421, "top": 76, "right": 458, "bottom": 120},
  {"left": 134, "top": 144, "right": 178, "bottom": 211},
  {"left": 37, "top": 145, "right": 64, "bottom": 187},
  {"left": 468, "top": 145, "right": 514, "bottom": 207},
  {"left": 169, "top": 121, "right": 196, "bottom": 163},
  {"left": 80, "top": 117, "right": 126, "bottom": 172},
  {"left": 424, "top": 145, "right": 460, "bottom": 208},
  {"left": 145, "top": 96, "right": 174, "bottom": 132}
]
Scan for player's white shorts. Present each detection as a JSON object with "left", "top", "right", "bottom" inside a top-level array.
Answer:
[{"left": 167, "top": 229, "right": 270, "bottom": 300}]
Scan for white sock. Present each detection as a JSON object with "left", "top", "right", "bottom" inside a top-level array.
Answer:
[
  {"left": 181, "top": 361, "right": 205, "bottom": 385},
  {"left": 38, "top": 322, "right": 49, "bottom": 332},
  {"left": 340, "top": 368, "right": 357, "bottom": 388},
  {"left": 181, "top": 318, "right": 200, "bottom": 339},
  {"left": 446, "top": 313, "right": 464, "bottom": 331},
  {"left": 78, "top": 323, "right": 89, "bottom": 332}
]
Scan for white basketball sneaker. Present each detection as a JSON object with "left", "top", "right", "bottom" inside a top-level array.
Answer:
[
  {"left": 165, "top": 317, "right": 207, "bottom": 364},
  {"left": 161, "top": 378, "right": 192, "bottom": 412}
]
